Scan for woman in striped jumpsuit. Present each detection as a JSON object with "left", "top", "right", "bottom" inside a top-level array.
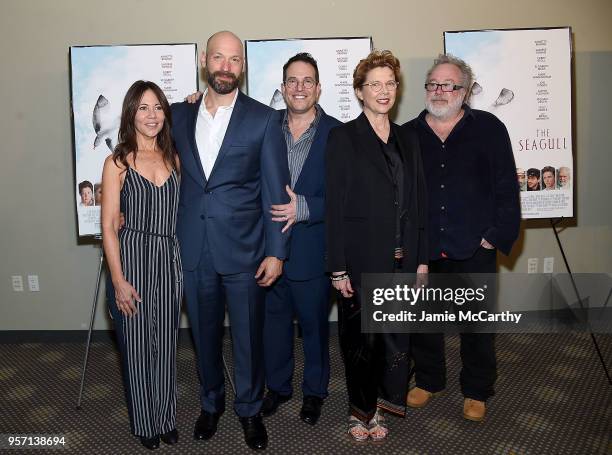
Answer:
[{"left": 102, "top": 80, "right": 183, "bottom": 450}]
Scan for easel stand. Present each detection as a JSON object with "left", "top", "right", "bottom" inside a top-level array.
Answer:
[
  {"left": 550, "top": 217, "right": 611, "bottom": 385},
  {"left": 76, "top": 239, "right": 235, "bottom": 410},
  {"left": 76, "top": 238, "right": 104, "bottom": 410}
]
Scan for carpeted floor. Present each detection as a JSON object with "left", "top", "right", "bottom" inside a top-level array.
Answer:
[{"left": 0, "top": 332, "right": 610, "bottom": 454}]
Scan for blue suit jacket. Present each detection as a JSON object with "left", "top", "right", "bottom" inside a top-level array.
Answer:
[
  {"left": 280, "top": 108, "right": 342, "bottom": 281},
  {"left": 171, "top": 91, "right": 290, "bottom": 273}
]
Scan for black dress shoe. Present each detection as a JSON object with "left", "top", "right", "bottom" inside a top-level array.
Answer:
[
  {"left": 239, "top": 414, "right": 268, "bottom": 450},
  {"left": 194, "top": 410, "right": 222, "bottom": 440},
  {"left": 300, "top": 395, "right": 324, "bottom": 425},
  {"left": 261, "top": 390, "right": 292, "bottom": 417},
  {"left": 160, "top": 428, "right": 179, "bottom": 445},
  {"left": 139, "top": 435, "right": 160, "bottom": 450}
]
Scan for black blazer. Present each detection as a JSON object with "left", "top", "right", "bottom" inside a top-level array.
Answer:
[{"left": 325, "top": 113, "right": 428, "bottom": 283}]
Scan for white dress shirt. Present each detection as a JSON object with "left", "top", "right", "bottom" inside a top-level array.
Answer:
[{"left": 195, "top": 89, "right": 239, "bottom": 179}]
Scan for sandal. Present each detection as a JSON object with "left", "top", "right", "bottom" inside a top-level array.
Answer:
[
  {"left": 368, "top": 409, "right": 388, "bottom": 441},
  {"left": 347, "top": 415, "right": 369, "bottom": 442}
]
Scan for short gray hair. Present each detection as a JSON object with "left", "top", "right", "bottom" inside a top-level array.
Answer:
[{"left": 426, "top": 54, "right": 474, "bottom": 92}]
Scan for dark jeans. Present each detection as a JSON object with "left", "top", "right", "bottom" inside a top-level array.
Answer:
[
  {"left": 411, "top": 246, "right": 498, "bottom": 402},
  {"left": 338, "top": 285, "right": 410, "bottom": 421}
]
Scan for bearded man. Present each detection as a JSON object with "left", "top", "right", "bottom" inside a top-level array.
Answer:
[
  {"left": 171, "top": 30, "right": 290, "bottom": 451},
  {"left": 402, "top": 54, "right": 520, "bottom": 422}
]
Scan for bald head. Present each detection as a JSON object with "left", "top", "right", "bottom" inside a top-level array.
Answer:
[
  {"left": 206, "top": 31, "right": 243, "bottom": 56},
  {"left": 202, "top": 30, "right": 244, "bottom": 95}
]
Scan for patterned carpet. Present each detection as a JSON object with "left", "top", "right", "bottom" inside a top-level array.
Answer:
[{"left": 0, "top": 331, "right": 610, "bottom": 454}]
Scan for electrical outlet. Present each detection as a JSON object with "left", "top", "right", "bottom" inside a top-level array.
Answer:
[
  {"left": 11, "top": 275, "right": 24, "bottom": 292},
  {"left": 27, "top": 275, "right": 40, "bottom": 292},
  {"left": 543, "top": 257, "right": 554, "bottom": 274},
  {"left": 527, "top": 258, "right": 539, "bottom": 274}
]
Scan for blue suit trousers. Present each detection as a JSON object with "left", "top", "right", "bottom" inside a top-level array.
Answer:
[{"left": 263, "top": 274, "right": 330, "bottom": 398}]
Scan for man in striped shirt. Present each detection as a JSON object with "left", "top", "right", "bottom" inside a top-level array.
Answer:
[{"left": 262, "top": 53, "right": 341, "bottom": 426}]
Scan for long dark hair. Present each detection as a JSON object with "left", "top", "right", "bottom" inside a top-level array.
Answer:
[{"left": 113, "top": 80, "right": 177, "bottom": 173}]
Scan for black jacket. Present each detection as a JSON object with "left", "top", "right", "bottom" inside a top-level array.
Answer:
[
  {"left": 325, "top": 113, "right": 428, "bottom": 283},
  {"left": 405, "top": 106, "right": 520, "bottom": 259}
]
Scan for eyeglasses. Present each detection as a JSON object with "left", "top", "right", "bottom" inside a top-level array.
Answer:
[
  {"left": 425, "top": 82, "right": 464, "bottom": 92},
  {"left": 284, "top": 78, "right": 317, "bottom": 90},
  {"left": 361, "top": 80, "right": 399, "bottom": 92}
]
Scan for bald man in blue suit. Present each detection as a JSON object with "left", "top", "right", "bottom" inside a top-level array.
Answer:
[{"left": 171, "top": 31, "right": 289, "bottom": 451}]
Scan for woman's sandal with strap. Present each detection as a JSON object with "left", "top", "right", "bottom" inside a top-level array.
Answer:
[
  {"left": 368, "top": 409, "right": 388, "bottom": 441},
  {"left": 347, "top": 415, "right": 369, "bottom": 442}
]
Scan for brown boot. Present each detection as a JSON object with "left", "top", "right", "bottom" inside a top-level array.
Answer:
[
  {"left": 406, "top": 387, "right": 440, "bottom": 408},
  {"left": 463, "top": 398, "right": 486, "bottom": 422}
]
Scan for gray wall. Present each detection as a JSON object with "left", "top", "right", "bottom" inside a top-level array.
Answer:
[{"left": 1, "top": 0, "right": 611, "bottom": 331}]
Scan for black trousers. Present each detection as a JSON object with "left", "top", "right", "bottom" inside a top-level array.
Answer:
[
  {"left": 338, "top": 284, "right": 410, "bottom": 421},
  {"left": 411, "top": 246, "right": 497, "bottom": 402}
]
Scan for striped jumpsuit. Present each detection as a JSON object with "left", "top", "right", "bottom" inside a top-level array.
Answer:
[{"left": 113, "top": 167, "right": 183, "bottom": 438}]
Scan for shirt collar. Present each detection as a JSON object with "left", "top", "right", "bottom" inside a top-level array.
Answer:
[
  {"left": 201, "top": 88, "right": 239, "bottom": 114},
  {"left": 282, "top": 103, "right": 322, "bottom": 134},
  {"left": 373, "top": 124, "right": 397, "bottom": 147}
]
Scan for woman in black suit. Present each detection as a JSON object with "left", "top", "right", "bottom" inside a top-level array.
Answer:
[{"left": 326, "top": 50, "right": 428, "bottom": 441}]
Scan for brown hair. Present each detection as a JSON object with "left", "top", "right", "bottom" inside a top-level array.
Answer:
[
  {"left": 113, "top": 80, "right": 177, "bottom": 173},
  {"left": 283, "top": 52, "right": 319, "bottom": 82},
  {"left": 353, "top": 50, "right": 400, "bottom": 90},
  {"left": 78, "top": 180, "right": 93, "bottom": 195}
]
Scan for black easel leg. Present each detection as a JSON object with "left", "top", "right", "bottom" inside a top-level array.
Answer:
[
  {"left": 76, "top": 244, "right": 104, "bottom": 409},
  {"left": 550, "top": 218, "right": 612, "bottom": 385}
]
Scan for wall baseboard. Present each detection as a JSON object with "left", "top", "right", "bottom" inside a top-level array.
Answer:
[{"left": 0, "top": 323, "right": 339, "bottom": 344}]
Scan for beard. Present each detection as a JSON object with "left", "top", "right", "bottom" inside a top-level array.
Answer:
[
  {"left": 207, "top": 70, "right": 240, "bottom": 95},
  {"left": 425, "top": 94, "right": 464, "bottom": 120}
]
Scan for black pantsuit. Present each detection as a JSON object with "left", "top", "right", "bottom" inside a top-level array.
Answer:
[
  {"left": 326, "top": 114, "right": 428, "bottom": 420},
  {"left": 338, "top": 284, "right": 414, "bottom": 420}
]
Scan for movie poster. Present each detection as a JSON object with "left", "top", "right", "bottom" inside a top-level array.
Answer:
[
  {"left": 70, "top": 44, "right": 198, "bottom": 237},
  {"left": 445, "top": 28, "right": 573, "bottom": 219},
  {"left": 245, "top": 37, "right": 372, "bottom": 122}
]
